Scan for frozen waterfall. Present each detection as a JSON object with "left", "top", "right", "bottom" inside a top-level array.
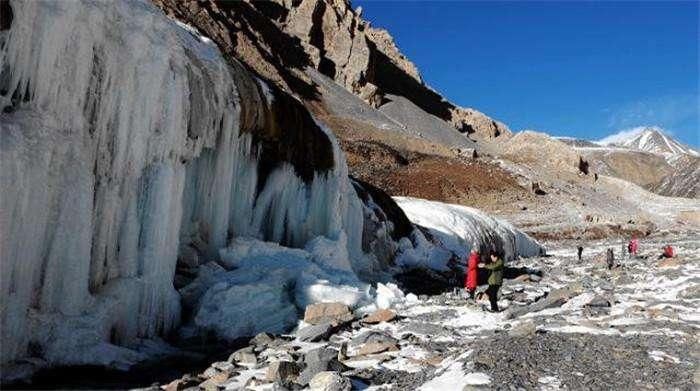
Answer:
[{"left": 0, "top": 0, "right": 366, "bottom": 370}]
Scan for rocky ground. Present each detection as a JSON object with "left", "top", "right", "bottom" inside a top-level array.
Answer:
[{"left": 138, "top": 232, "right": 698, "bottom": 391}]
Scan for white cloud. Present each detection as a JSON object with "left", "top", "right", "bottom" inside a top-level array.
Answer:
[
  {"left": 596, "top": 125, "right": 666, "bottom": 145},
  {"left": 606, "top": 94, "right": 698, "bottom": 130}
]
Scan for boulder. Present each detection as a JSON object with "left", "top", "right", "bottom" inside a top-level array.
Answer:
[
  {"left": 309, "top": 371, "right": 352, "bottom": 391},
  {"left": 298, "top": 347, "right": 347, "bottom": 386},
  {"left": 251, "top": 332, "right": 275, "bottom": 347},
  {"left": 297, "top": 322, "right": 334, "bottom": 342},
  {"left": 361, "top": 309, "right": 397, "bottom": 324},
  {"left": 266, "top": 361, "right": 301, "bottom": 383},
  {"left": 228, "top": 346, "right": 257, "bottom": 366},
  {"left": 303, "top": 303, "right": 354, "bottom": 325},
  {"left": 198, "top": 372, "right": 230, "bottom": 391}
]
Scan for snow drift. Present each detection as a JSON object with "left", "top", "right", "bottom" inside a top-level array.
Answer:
[{"left": 394, "top": 197, "right": 544, "bottom": 271}]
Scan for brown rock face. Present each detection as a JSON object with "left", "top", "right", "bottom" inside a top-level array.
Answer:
[
  {"left": 450, "top": 107, "right": 512, "bottom": 140},
  {"left": 151, "top": 0, "right": 510, "bottom": 142},
  {"left": 304, "top": 302, "right": 354, "bottom": 325}
]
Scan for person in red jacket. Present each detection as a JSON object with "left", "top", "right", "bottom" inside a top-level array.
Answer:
[
  {"left": 628, "top": 237, "right": 639, "bottom": 257},
  {"left": 464, "top": 245, "right": 479, "bottom": 300},
  {"left": 662, "top": 245, "right": 674, "bottom": 259}
]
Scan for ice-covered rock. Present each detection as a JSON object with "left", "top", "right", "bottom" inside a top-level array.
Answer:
[{"left": 0, "top": 0, "right": 391, "bottom": 372}]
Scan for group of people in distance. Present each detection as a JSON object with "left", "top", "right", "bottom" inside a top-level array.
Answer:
[
  {"left": 597, "top": 237, "right": 676, "bottom": 270},
  {"left": 463, "top": 243, "right": 503, "bottom": 312},
  {"left": 463, "top": 238, "right": 678, "bottom": 313}
]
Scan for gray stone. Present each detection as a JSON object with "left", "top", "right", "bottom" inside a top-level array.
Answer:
[
  {"left": 297, "top": 347, "right": 347, "bottom": 386},
  {"left": 297, "top": 322, "right": 334, "bottom": 342},
  {"left": 349, "top": 331, "right": 398, "bottom": 348},
  {"left": 251, "top": 332, "right": 275, "bottom": 347},
  {"left": 228, "top": 346, "right": 257, "bottom": 366},
  {"left": 586, "top": 295, "right": 611, "bottom": 307},
  {"left": 266, "top": 361, "right": 301, "bottom": 383},
  {"left": 309, "top": 371, "right": 351, "bottom": 391}
]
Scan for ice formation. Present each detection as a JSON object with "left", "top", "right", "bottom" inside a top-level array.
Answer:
[
  {"left": 0, "top": 0, "right": 370, "bottom": 370},
  {"left": 394, "top": 197, "right": 544, "bottom": 270},
  {"left": 0, "top": 0, "right": 545, "bottom": 376}
]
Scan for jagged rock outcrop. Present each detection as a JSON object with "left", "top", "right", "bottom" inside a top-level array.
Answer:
[
  {"left": 151, "top": 0, "right": 509, "bottom": 144},
  {"left": 450, "top": 107, "right": 512, "bottom": 140}
]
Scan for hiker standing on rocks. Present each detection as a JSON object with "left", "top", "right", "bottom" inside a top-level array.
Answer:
[
  {"left": 464, "top": 245, "right": 479, "bottom": 300},
  {"left": 577, "top": 246, "right": 583, "bottom": 261},
  {"left": 628, "top": 237, "right": 639, "bottom": 258},
  {"left": 606, "top": 248, "right": 615, "bottom": 270},
  {"left": 479, "top": 252, "right": 504, "bottom": 312}
]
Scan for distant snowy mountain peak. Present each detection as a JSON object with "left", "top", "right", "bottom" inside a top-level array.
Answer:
[{"left": 596, "top": 126, "right": 699, "bottom": 161}]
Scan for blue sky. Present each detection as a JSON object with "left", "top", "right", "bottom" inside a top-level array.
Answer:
[{"left": 355, "top": 1, "right": 699, "bottom": 147}]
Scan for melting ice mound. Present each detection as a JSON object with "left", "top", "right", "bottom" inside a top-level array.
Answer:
[
  {"left": 181, "top": 236, "right": 371, "bottom": 341},
  {"left": 394, "top": 197, "right": 544, "bottom": 270}
]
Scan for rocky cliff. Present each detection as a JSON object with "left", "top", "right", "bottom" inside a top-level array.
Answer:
[{"left": 150, "top": 0, "right": 510, "bottom": 143}]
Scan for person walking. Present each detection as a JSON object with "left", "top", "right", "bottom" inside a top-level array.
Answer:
[
  {"left": 606, "top": 248, "right": 615, "bottom": 270},
  {"left": 464, "top": 245, "right": 479, "bottom": 300},
  {"left": 480, "top": 252, "right": 504, "bottom": 312},
  {"left": 577, "top": 246, "right": 583, "bottom": 261},
  {"left": 628, "top": 237, "right": 639, "bottom": 257}
]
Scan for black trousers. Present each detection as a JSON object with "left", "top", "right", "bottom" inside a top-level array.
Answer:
[{"left": 486, "top": 284, "right": 500, "bottom": 312}]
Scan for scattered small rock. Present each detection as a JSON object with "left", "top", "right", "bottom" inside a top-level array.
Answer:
[
  {"left": 309, "top": 371, "right": 351, "bottom": 391},
  {"left": 297, "top": 322, "right": 334, "bottom": 342},
  {"left": 585, "top": 295, "right": 611, "bottom": 307},
  {"left": 297, "top": 347, "right": 347, "bottom": 386},
  {"left": 304, "top": 303, "right": 354, "bottom": 325},
  {"left": 266, "top": 360, "right": 301, "bottom": 383},
  {"left": 228, "top": 346, "right": 257, "bottom": 366},
  {"left": 198, "top": 371, "right": 230, "bottom": 391},
  {"left": 362, "top": 308, "right": 397, "bottom": 324},
  {"left": 251, "top": 332, "right": 275, "bottom": 347},
  {"left": 163, "top": 375, "right": 199, "bottom": 391},
  {"left": 357, "top": 342, "right": 399, "bottom": 356}
]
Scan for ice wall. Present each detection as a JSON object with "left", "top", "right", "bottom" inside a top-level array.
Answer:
[
  {"left": 394, "top": 197, "right": 544, "bottom": 270},
  {"left": 0, "top": 0, "right": 369, "bottom": 371}
]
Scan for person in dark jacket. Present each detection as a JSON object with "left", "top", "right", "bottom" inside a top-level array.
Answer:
[
  {"left": 479, "top": 252, "right": 504, "bottom": 312},
  {"left": 464, "top": 246, "right": 479, "bottom": 300},
  {"left": 606, "top": 248, "right": 615, "bottom": 270},
  {"left": 577, "top": 246, "right": 583, "bottom": 261}
]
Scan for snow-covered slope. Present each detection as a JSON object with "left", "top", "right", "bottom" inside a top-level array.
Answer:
[
  {"left": 597, "top": 126, "right": 699, "bottom": 162},
  {"left": 394, "top": 197, "right": 544, "bottom": 271}
]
